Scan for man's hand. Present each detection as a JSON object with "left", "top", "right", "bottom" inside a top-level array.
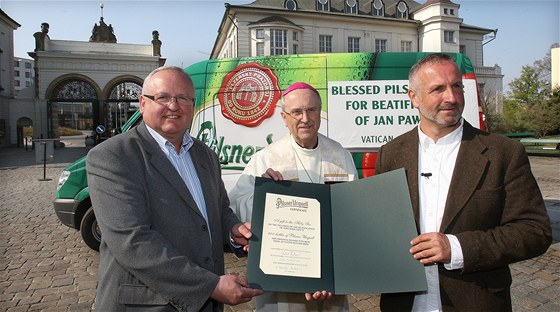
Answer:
[
  {"left": 305, "top": 290, "right": 333, "bottom": 301},
  {"left": 231, "top": 222, "right": 252, "bottom": 252},
  {"left": 210, "top": 275, "right": 263, "bottom": 306},
  {"left": 262, "top": 168, "right": 283, "bottom": 181},
  {"left": 410, "top": 232, "right": 451, "bottom": 265}
]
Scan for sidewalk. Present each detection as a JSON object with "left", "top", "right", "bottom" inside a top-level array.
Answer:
[
  {"left": 0, "top": 141, "right": 89, "bottom": 170},
  {"left": 0, "top": 146, "right": 559, "bottom": 311}
]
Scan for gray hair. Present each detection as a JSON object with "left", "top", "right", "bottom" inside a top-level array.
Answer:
[
  {"left": 408, "top": 53, "right": 458, "bottom": 91},
  {"left": 142, "top": 66, "right": 193, "bottom": 94}
]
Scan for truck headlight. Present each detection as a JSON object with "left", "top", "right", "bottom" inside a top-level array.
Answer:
[{"left": 57, "top": 170, "right": 71, "bottom": 191}]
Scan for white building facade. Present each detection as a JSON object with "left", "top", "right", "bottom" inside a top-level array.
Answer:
[
  {"left": 211, "top": 0, "right": 503, "bottom": 112},
  {"left": 0, "top": 9, "right": 21, "bottom": 148},
  {"left": 552, "top": 47, "right": 559, "bottom": 90},
  {"left": 13, "top": 57, "right": 34, "bottom": 93}
]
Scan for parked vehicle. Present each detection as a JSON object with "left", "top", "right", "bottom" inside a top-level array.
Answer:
[{"left": 53, "top": 52, "right": 485, "bottom": 251}]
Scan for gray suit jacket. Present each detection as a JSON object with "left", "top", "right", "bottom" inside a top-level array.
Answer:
[
  {"left": 375, "top": 121, "right": 552, "bottom": 311},
  {"left": 87, "top": 122, "right": 241, "bottom": 312}
]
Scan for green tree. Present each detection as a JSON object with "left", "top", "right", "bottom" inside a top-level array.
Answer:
[
  {"left": 508, "top": 65, "right": 547, "bottom": 107},
  {"left": 501, "top": 97, "right": 528, "bottom": 133},
  {"left": 526, "top": 99, "right": 559, "bottom": 138},
  {"left": 501, "top": 43, "right": 559, "bottom": 135}
]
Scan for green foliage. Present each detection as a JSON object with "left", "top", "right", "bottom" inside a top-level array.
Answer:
[
  {"left": 526, "top": 99, "right": 559, "bottom": 138},
  {"left": 501, "top": 98, "right": 528, "bottom": 133},
  {"left": 500, "top": 44, "right": 560, "bottom": 136},
  {"left": 508, "top": 65, "right": 547, "bottom": 106}
]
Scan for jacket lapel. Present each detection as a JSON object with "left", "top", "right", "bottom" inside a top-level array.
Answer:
[
  {"left": 137, "top": 123, "right": 203, "bottom": 219},
  {"left": 440, "top": 122, "right": 489, "bottom": 232},
  {"left": 398, "top": 129, "right": 421, "bottom": 224}
]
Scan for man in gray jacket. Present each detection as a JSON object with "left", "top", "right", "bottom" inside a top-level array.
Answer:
[{"left": 87, "top": 66, "right": 262, "bottom": 311}]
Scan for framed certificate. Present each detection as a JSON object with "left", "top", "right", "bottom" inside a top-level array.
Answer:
[{"left": 247, "top": 168, "right": 427, "bottom": 295}]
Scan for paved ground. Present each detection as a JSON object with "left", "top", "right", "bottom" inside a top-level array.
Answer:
[{"left": 0, "top": 143, "right": 558, "bottom": 311}]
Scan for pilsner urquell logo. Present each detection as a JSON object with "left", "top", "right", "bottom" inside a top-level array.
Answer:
[
  {"left": 275, "top": 198, "right": 309, "bottom": 210},
  {"left": 218, "top": 63, "right": 281, "bottom": 127}
]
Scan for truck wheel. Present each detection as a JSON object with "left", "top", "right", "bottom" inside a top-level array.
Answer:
[{"left": 81, "top": 207, "right": 101, "bottom": 252}]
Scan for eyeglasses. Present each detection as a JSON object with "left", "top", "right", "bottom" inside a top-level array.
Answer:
[
  {"left": 143, "top": 94, "right": 195, "bottom": 107},
  {"left": 283, "top": 106, "right": 321, "bottom": 120}
]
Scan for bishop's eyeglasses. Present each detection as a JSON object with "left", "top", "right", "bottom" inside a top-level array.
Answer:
[{"left": 282, "top": 106, "right": 321, "bottom": 120}]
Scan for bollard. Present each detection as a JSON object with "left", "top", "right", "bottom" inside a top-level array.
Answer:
[{"left": 38, "top": 141, "right": 52, "bottom": 181}]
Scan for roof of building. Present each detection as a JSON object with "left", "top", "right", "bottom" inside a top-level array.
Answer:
[
  {"left": 239, "top": 0, "right": 425, "bottom": 17},
  {"left": 0, "top": 8, "right": 21, "bottom": 29},
  {"left": 423, "top": 0, "right": 458, "bottom": 6}
]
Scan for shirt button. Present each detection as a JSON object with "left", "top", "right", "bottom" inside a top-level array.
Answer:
[
  {"left": 204, "top": 257, "right": 211, "bottom": 264},
  {"left": 201, "top": 224, "right": 208, "bottom": 231}
]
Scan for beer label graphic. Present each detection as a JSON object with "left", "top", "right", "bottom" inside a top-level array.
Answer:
[{"left": 218, "top": 63, "right": 281, "bottom": 127}]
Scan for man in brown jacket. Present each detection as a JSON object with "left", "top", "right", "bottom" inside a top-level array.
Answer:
[{"left": 375, "top": 53, "right": 551, "bottom": 311}]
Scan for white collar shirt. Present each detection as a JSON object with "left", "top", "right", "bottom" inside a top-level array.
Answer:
[
  {"left": 412, "top": 119, "right": 464, "bottom": 312},
  {"left": 146, "top": 126, "right": 209, "bottom": 232}
]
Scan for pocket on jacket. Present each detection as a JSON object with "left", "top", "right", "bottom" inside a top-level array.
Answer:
[
  {"left": 118, "top": 284, "right": 169, "bottom": 306},
  {"left": 472, "top": 186, "right": 503, "bottom": 199}
]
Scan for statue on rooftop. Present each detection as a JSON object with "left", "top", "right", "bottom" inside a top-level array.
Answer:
[
  {"left": 152, "top": 30, "right": 162, "bottom": 56},
  {"left": 89, "top": 17, "right": 117, "bottom": 43},
  {"left": 33, "top": 22, "right": 50, "bottom": 51}
]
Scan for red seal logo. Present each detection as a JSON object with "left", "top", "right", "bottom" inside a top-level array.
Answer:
[{"left": 218, "top": 63, "right": 281, "bottom": 127}]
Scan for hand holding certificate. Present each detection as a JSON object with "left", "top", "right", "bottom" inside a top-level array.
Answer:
[{"left": 247, "top": 168, "right": 427, "bottom": 295}]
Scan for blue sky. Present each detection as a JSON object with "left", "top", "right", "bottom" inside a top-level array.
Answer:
[{"left": 2, "top": 0, "right": 559, "bottom": 92}]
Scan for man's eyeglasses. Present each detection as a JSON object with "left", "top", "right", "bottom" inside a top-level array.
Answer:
[
  {"left": 283, "top": 107, "right": 321, "bottom": 120},
  {"left": 143, "top": 94, "right": 195, "bottom": 107}
]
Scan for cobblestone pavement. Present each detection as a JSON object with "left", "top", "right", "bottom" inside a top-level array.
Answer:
[{"left": 1, "top": 145, "right": 558, "bottom": 311}]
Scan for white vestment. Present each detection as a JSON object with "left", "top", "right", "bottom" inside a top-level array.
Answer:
[{"left": 229, "top": 133, "right": 358, "bottom": 312}]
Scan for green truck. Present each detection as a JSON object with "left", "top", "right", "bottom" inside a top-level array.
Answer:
[{"left": 53, "top": 52, "right": 485, "bottom": 251}]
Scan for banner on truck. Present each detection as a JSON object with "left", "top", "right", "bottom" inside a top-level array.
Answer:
[{"left": 326, "top": 79, "right": 480, "bottom": 150}]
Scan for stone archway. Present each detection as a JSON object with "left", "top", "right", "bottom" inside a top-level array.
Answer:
[
  {"left": 103, "top": 78, "right": 142, "bottom": 136},
  {"left": 16, "top": 117, "right": 33, "bottom": 148},
  {"left": 47, "top": 78, "right": 99, "bottom": 140}
]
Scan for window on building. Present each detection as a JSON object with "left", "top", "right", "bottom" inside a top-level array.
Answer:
[
  {"left": 26, "top": 81, "right": 31, "bottom": 87},
  {"left": 396, "top": 1, "right": 408, "bottom": 19},
  {"left": 450, "top": 9, "right": 454, "bottom": 15},
  {"left": 348, "top": 37, "right": 360, "bottom": 52},
  {"left": 271, "top": 29, "right": 288, "bottom": 55},
  {"left": 319, "top": 35, "right": 333, "bottom": 52},
  {"left": 459, "top": 45, "right": 466, "bottom": 55},
  {"left": 25, "top": 72, "right": 30, "bottom": 78},
  {"left": 345, "top": 0, "right": 358, "bottom": 14},
  {"left": 25, "top": 62, "right": 32, "bottom": 69},
  {"left": 15, "top": 80, "right": 20, "bottom": 87},
  {"left": 257, "top": 42, "right": 265, "bottom": 56},
  {"left": 293, "top": 31, "right": 298, "bottom": 41},
  {"left": 285, "top": 0, "right": 297, "bottom": 10},
  {"left": 444, "top": 8, "right": 448, "bottom": 14},
  {"left": 14, "top": 61, "right": 20, "bottom": 67},
  {"left": 256, "top": 29, "right": 265, "bottom": 39},
  {"left": 317, "top": 0, "right": 330, "bottom": 11},
  {"left": 444, "top": 30, "right": 455, "bottom": 43},
  {"left": 14, "top": 71, "right": 20, "bottom": 77},
  {"left": 375, "top": 39, "right": 387, "bottom": 52},
  {"left": 293, "top": 44, "right": 298, "bottom": 54},
  {"left": 372, "top": 0, "right": 384, "bottom": 16},
  {"left": 401, "top": 40, "right": 412, "bottom": 52}
]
